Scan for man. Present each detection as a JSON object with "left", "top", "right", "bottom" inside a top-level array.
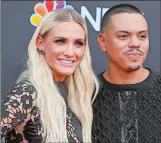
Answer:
[{"left": 92, "top": 4, "right": 161, "bottom": 143}]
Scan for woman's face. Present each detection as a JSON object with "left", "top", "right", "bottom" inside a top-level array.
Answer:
[{"left": 37, "top": 22, "right": 86, "bottom": 81}]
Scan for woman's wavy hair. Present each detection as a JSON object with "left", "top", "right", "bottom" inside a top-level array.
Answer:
[{"left": 18, "top": 9, "right": 99, "bottom": 142}]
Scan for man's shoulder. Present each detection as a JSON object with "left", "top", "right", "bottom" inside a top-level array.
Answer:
[
  {"left": 97, "top": 72, "right": 108, "bottom": 85},
  {"left": 95, "top": 72, "right": 110, "bottom": 95},
  {"left": 150, "top": 68, "right": 161, "bottom": 83},
  {"left": 147, "top": 70, "right": 161, "bottom": 95},
  {"left": 98, "top": 72, "right": 104, "bottom": 79},
  {"left": 156, "top": 72, "right": 161, "bottom": 78},
  {"left": 97, "top": 72, "right": 107, "bottom": 87},
  {"left": 154, "top": 72, "right": 161, "bottom": 84}
]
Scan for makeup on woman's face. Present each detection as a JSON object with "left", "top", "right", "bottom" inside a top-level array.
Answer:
[{"left": 38, "top": 22, "right": 86, "bottom": 81}]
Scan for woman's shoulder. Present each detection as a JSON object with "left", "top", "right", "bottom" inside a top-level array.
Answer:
[
  {"left": 13, "top": 80, "right": 36, "bottom": 94},
  {"left": 1, "top": 80, "right": 39, "bottom": 138},
  {"left": 14, "top": 79, "right": 35, "bottom": 88},
  {"left": 13, "top": 80, "right": 37, "bottom": 93},
  {"left": 2, "top": 79, "right": 37, "bottom": 103}
]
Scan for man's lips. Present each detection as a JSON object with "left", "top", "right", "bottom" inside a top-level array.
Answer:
[{"left": 124, "top": 52, "right": 142, "bottom": 59}]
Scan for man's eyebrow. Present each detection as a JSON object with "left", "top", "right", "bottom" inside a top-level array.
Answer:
[
  {"left": 116, "top": 30, "right": 129, "bottom": 33},
  {"left": 138, "top": 30, "right": 148, "bottom": 34},
  {"left": 115, "top": 30, "right": 148, "bottom": 34}
]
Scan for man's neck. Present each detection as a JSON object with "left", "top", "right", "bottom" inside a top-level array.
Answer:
[{"left": 104, "top": 66, "right": 150, "bottom": 85}]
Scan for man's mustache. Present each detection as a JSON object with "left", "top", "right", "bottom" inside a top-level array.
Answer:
[{"left": 123, "top": 48, "right": 144, "bottom": 55}]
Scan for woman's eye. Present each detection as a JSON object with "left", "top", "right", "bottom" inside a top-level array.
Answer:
[
  {"left": 55, "top": 39, "right": 65, "bottom": 44},
  {"left": 75, "top": 41, "right": 85, "bottom": 47}
]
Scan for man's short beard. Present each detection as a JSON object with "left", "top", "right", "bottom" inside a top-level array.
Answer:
[{"left": 128, "top": 65, "right": 141, "bottom": 71}]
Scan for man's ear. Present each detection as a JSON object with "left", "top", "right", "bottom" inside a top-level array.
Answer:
[
  {"left": 98, "top": 33, "right": 107, "bottom": 52},
  {"left": 37, "top": 35, "right": 44, "bottom": 51}
]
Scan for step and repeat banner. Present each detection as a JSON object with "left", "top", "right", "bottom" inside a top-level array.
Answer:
[{"left": 1, "top": 1, "right": 160, "bottom": 97}]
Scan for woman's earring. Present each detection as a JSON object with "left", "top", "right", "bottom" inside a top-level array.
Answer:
[
  {"left": 37, "top": 48, "right": 45, "bottom": 55},
  {"left": 82, "top": 55, "right": 84, "bottom": 61},
  {"left": 102, "top": 48, "right": 106, "bottom": 52}
]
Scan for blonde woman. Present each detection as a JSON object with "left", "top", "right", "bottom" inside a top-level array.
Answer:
[{"left": 1, "top": 9, "right": 99, "bottom": 143}]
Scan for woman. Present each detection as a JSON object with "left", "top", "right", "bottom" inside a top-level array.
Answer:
[{"left": 1, "top": 9, "right": 99, "bottom": 143}]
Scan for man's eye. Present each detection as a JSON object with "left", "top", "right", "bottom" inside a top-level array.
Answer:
[
  {"left": 118, "top": 35, "right": 128, "bottom": 39},
  {"left": 139, "top": 35, "right": 147, "bottom": 40}
]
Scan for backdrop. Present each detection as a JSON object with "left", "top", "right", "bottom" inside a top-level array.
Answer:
[{"left": 1, "top": 1, "right": 160, "bottom": 98}]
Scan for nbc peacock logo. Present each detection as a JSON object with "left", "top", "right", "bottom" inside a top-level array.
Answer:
[{"left": 30, "top": 0, "right": 74, "bottom": 26}]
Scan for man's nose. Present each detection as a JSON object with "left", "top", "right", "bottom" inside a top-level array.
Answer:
[{"left": 128, "top": 36, "right": 140, "bottom": 49}]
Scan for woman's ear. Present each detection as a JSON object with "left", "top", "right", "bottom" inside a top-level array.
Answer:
[
  {"left": 97, "top": 33, "right": 107, "bottom": 52},
  {"left": 37, "top": 35, "right": 44, "bottom": 51}
]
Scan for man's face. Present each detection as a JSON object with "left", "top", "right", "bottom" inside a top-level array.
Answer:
[{"left": 99, "top": 13, "right": 149, "bottom": 71}]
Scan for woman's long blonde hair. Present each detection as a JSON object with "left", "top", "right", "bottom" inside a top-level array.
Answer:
[{"left": 18, "top": 9, "right": 99, "bottom": 142}]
